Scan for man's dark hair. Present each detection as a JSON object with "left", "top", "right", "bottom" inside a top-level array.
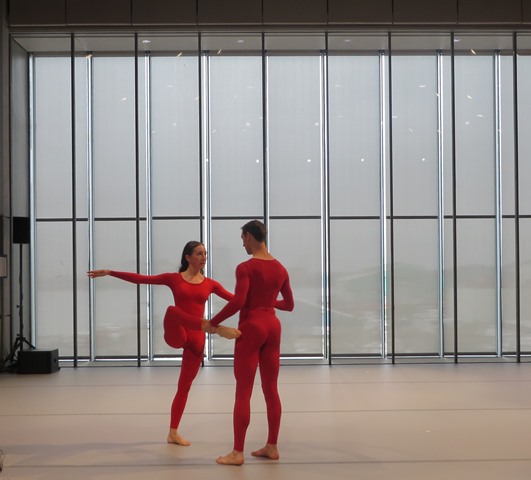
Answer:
[{"left": 241, "top": 220, "right": 267, "bottom": 243}]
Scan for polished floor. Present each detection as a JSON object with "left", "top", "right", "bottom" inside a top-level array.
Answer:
[{"left": 1, "top": 362, "right": 531, "bottom": 479}]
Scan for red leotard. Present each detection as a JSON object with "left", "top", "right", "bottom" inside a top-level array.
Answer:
[
  {"left": 110, "top": 271, "right": 233, "bottom": 429},
  {"left": 210, "top": 258, "right": 294, "bottom": 452}
]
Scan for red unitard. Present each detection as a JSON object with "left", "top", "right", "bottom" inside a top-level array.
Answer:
[
  {"left": 110, "top": 271, "right": 233, "bottom": 429},
  {"left": 210, "top": 258, "right": 294, "bottom": 452}
]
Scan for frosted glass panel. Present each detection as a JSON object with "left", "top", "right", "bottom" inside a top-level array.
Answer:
[
  {"left": 93, "top": 221, "right": 143, "bottom": 357},
  {"left": 34, "top": 57, "right": 72, "bottom": 218},
  {"left": 518, "top": 55, "right": 531, "bottom": 215},
  {"left": 75, "top": 221, "right": 90, "bottom": 358},
  {"left": 268, "top": 56, "right": 322, "bottom": 217},
  {"left": 150, "top": 56, "right": 200, "bottom": 217},
  {"left": 270, "top": 219, "right": 323, "bottom": 356},
  {"left": 92, "top": 56, "right": 138, "bottom": 218},
  {"left": 74, "top": 56, "right": 89, "bottom": 219},
  {"left": 210, "top": 56, "right": 263, "bottom": 216},
  {"left": 454, "top": 55, "right": 496, "bottom": 216},
  {"left": 328, "top": 55, "right": 381, "bottom": 217},
  {"left": 501, "top": 218, "right": 516, "bottom": 353},
  {"left": 11, "top": 40, "right": 30, "bottom": 214},
  {"left": 456, "top": 219, "right": 497, "bottom": 353},
  {"left": 442, "top": 56, "right": 454, "bottom": 217},
  {"left": 330, "top": 220, "right": 382, "bottom": 355},
  {"left": 500, "top": 56, "right": 515, "bottom": 216},
  {"left": 392, "top": 56, "right": 439, "bottom": 216},
  {"left": 443, "top": 219, "right": 455, "bottom": 356},
  {"left": 34, "top": 222, "right": 74, "bottom": 353},
  {"left": 393, "top": 220, "right": 439, "bottom": 354},
  {"left": 519, "top": 220, "right": 531, "bottom": 352}
]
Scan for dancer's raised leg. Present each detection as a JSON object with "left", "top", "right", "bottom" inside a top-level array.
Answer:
[
  {"left": 165, "top": 306, "right": 240, "bottom": 348},
  {"left": 163, "top": 306, "right": 188, "bottom": 348}
]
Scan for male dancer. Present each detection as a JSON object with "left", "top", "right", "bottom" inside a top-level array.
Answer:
[{"left": 205, "top": 220, "right": 294, "bottom": 465}]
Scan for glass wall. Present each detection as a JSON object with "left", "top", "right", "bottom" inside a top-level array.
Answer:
[
  {"left": 328, "top": 35, "right": 386, "bottom": 357},
  {"left": 266, "top": 35, "right": 326, "bottom": 357},
  {"left": 9, "top": 31, "right": 531, "bottom": 364}
]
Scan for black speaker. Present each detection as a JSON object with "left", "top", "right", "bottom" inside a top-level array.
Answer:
[
  {"left": 18, "top": 349, "right": 60, "bottom": 374},
  {"left": 13, "top": 216, "right": 30, "bottom": 244}
]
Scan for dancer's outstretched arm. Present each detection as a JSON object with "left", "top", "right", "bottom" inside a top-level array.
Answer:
[
  {"left": 87, "top": 269, "right": 111, "bottom": 278},
  {"left": 88, "top": 269, "right": 239, "bottom": 339}
]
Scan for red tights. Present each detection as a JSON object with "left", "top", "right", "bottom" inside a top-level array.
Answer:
[
  {"left": 232, "top": 310, "right": 282, "bottom": 452},
  {"left": 163, "top": 306, "right": 205, "bottom": 430}
]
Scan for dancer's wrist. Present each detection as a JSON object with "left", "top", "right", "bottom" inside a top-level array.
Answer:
[{"left": 202, "top": 320, "right": 217, "bottom": 334}]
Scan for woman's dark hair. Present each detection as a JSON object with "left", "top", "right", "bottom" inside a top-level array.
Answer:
[
  {"left": 179, "top": 240, "right": 203, "bottom": 272},
  {"left": 241, "top": 220, "right": 267, "bottom": 243}
]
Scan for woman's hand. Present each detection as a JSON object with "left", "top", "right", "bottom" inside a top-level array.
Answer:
[
  {"left": 201, "top": 320, "right": 217, "bottom": 334},
  {"left": 87, "top": 269, "right": 111, "bottom": 278}
]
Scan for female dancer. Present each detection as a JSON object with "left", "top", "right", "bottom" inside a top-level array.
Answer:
[
  {"left": 88, "top": 240, "right": 240, "bottom": 447},
  {"left": 205, "top": 220, "right": 294, "bottom": 465}
]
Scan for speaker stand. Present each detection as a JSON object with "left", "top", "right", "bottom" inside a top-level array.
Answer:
[{"left": 1, "top": 243, "right": 35, "bottom": 372}]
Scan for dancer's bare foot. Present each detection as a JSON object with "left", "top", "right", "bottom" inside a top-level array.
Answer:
[
  {"left": 251, "top": 444, "right": 279, "bottom": 460},
  {"left": 167, "top": 430, "right": 191, "bottom": 446},
  {"left": 216, "top": 325, "right": 241, "bottom": 340},
  {"left": 216, "top": 450, "right": 244, "bottom": 465}
]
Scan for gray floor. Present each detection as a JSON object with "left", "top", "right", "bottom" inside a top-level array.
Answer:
[{"left": 1, "top": 362, "right": 531, "bottom": 479}]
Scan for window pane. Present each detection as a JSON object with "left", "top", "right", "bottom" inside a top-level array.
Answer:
[
  {"left": 500, "top": 55, "right": 515, "bottom": 216},
  {"left": 391, "top": 55, "right": 439, "bottom": 216},
  {"left": 501, "top": 218, "right": 516, "bottom": 354},
  {"left": 519, "top": 220, "right": 531, "bottom": 353},
  {"left": 34, "top": 222, "right": 74, "bottom": 353},
  {"left": 394, "top": 220, "right": 440, "bottom": 354},
  {"left": 93, "top": 221, "right": 145, "bottom": 357},
  {"left": 34, "top": 57, "right": 72, "bottom": 218},
  {"left": 268, "top": 55, "right": 322, "bottom": 217},
  {"left": 454, "top": 53, "right": 495, "bottom": 216},
  {"left": 11, "top": 39, "right": 30, "bottom": 214},
  {"left": 150, "top": 55, "right": 200, "bottom": 217},
  {"left": 270, "top": 219, "right": 323, "bottom": 356},
  {"left": 74, "top": 56, "right": 89, "bottom": 219},
  {"left": 75, "top": 221, "right": 90, "bottom": 358},
  {"left": 210, "top": 55, "right": 263, "bottom": 216},
  {"left": 456, "top": 219, "right": 497, "bottom": 353},
  {"left": 443, "top": 219, "right": 455, "bottom": 356},
  {"left": 92, "top": 55, "right": 137, "bottom": 218},
  {"left": 328, "top": 55, "right": 381, "bottom": 217},
  {"left": 330, "top": 220, "right": 382, "bottom": 355},
  {"left": 517, "top": 47, "right": 531, "bottom": 215}
]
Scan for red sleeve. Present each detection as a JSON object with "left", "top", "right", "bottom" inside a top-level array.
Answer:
[
  {"left": 275, "top": 274, "right": 294, "bottom": 311},
  {"left": 210, "top": 280, "right": 234, "bottom": 302},
  {"left": 210, "top": 264, "right": 249, "bottom": 327},
  {"left": 110, "top": 270, "right": 173, "bottom": 286}
]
